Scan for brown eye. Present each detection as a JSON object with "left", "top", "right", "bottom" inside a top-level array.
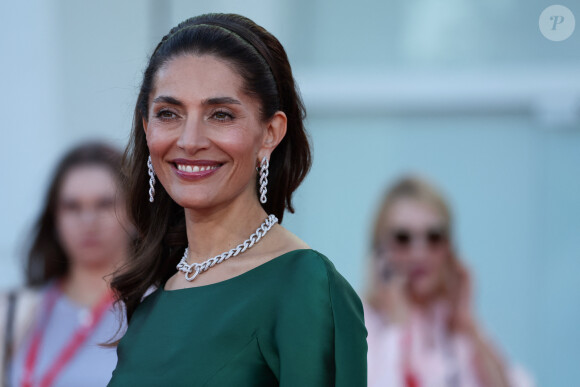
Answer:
[
  {"left": 155, "top": 110, "right": 177, "bottom": 120},
  {"left": 212, "top": 110, "right": 234, "bottom": 121}
]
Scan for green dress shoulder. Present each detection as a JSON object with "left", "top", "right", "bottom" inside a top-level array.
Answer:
[{"left": 108, "top": 249, "right": 367, "bottom": 386}]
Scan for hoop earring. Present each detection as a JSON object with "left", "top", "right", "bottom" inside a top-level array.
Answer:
[
  {"left": 147, "top": 155, "right": 156, "bottom": 203},
  {"left": 259, "top": 156, "right": 269, "bottom": 204}
]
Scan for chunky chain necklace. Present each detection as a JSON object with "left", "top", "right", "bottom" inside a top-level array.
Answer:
[{"left": 176, "top": 214, "right": 278, "bottom": 281}]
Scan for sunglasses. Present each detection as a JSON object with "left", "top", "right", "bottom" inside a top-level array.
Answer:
[{"left": 387, "top": 227, "right": 447, "bottom": 250}]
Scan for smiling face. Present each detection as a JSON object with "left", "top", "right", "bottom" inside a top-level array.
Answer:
[{"left": 144, "top": 54, "right": 285, "bottom": 212}]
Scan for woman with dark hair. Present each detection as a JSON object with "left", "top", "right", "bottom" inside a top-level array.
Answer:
[
  {"left": 108, "top": 13, "right": 367, "bottom": 387},
  {"left": 0, "top": 142, "right": 133, "bottom": 386}
]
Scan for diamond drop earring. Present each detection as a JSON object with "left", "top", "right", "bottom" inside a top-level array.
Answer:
[
  {"left": 259, "top": 156, "right": 269, "bottom": 204},
  {"left": 147, "top": 155, "right": 156, "bottom": 203}
]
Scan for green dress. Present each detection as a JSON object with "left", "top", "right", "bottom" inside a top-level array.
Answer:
[{"left": 108, "top": 249, "right": 367, "bottom": 386}]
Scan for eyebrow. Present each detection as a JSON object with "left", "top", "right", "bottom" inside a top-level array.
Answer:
[
  {"left": 152, "top": 95, "right": 184, "bottom": 106},
  {"left": 151, "top": 95, "right": 241, "bottom": 106},
  {"left": 203, "top": 96, "right": 241, "bottom": 106}
]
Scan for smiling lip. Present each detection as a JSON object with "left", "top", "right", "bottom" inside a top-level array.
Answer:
[{"left": 171, "top": 159, "right": 222, "bottom": 180}]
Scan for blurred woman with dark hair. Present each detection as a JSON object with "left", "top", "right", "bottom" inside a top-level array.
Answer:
[
  {"left": 0, "top": 142, "right": 133, "bottom": 386},
  {"left": 366, "top": 176, "right": 533, "bottom": 387}
]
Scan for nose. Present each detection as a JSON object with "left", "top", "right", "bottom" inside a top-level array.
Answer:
[
  {"left": 79, "top": 207, "right": 99, "bottom": 225},
  {"left": 176, "top": 116, "right": 211, "bottom": 154},
  {"left": 408, "top": 240, "right": 430, "bottom": 261}
]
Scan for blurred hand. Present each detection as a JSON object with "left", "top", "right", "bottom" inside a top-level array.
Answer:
[
  {"left": 447, "top": 257, "right": 478, "bottom": 335},
  {"left": 372, "top": 249, "right": 411, "bottom": 325},
  {"left": 446, "top": 257, "right": 512, "bottom": 387}
]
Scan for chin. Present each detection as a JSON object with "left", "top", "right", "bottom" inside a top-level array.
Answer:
[
  {"left": 173, "top": 198, "right": 219, "bottom": 212},
  {"left": 71, "top": 249, "right": 115, "bottom": 267},
  {"left": 169, "top": 184, "right": 249, "bottom": 212},
  {"left": 409, "top": 280, "right": 440, "bottom": 305},
  {"left": 168, "top": 187, "right": 222, "bottom": 209}
]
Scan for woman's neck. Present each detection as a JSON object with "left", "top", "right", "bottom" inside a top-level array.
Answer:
[
  {"left": 183, "top": 195, "right": 268, "bottom": 263},
  {"left": 412, "top": 298, "right": 451, "bottom": 325},
  {"left": 61, "top": 262, "right": 115, "bottom": 307}
]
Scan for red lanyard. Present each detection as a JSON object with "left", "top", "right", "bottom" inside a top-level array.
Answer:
[
  {"left": 22, "top": 283, "right": 114, "bottom": 387},
  {"left": 402, "top": 324, "right": 420, "bottom": 387},
  {"left": 401, "top": 317, "right": 460, "bottom": 387}
]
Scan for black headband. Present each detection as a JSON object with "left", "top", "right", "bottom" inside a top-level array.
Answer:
[{"left": 158, "top": 22, "right": 277, "bottom": 94}]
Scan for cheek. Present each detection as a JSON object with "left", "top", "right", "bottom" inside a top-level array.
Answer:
[
  {"left": 113, "top": 204, "right": 131, "bottom": 229},
  {"left": 103, "top": 214, "right": 126, "bottom": 234},
  {"left": 216, "top": 128, "right": 261, "bottom": 157},
  {"left": 215, "top": 130, "right": 263, "bottom": 185},
  {"left": 55, "top": 215, "right": 79, "bottom": 250},
  {"left": 422, "top": 254, "right": 449, "bottom": 290},
  {"left": 388, "top": 251, "right": 410, "bottom": 269},
  {"left": 146, "top": 128, "right": 174, "bottom": 156},
  {"left": 432, "top": 249, "right": 449, "bottom": 273},
  {"left": 102, "top": 221, "right": 131, "bottom": 249}
]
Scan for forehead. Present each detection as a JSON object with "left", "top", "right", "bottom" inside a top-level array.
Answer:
[
  {"left": 385, "top": 198, "right": 444, "bottom": 229},
  {"left": 152, "top": 54, "right": 245, "bottom": 101},
  {"left": 59, "top": 165, "right": 117, "bottom": 201}
]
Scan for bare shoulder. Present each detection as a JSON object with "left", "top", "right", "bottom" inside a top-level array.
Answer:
[
  {"left": 231, "top": 224, "right": 310, "bottom": 269},
  {"left": 270, "top": 224, "right": 310, "bottom": 251}
]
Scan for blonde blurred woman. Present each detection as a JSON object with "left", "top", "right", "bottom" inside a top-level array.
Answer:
[{"left": 365, "top": 176, "right": 533, "bottom": 387}]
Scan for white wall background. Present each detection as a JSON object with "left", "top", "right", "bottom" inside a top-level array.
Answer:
[{"left": 1, "top": 1, "right": 579, "bottom": 385}]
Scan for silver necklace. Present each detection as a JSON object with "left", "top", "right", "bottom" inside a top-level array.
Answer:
[{"left": 176, "top": 214, "right": 278, "bottom": 281}]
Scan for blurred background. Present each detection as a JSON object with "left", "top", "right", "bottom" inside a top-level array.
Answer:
[{"left": 1, "top": 0, "right": 578, "bottom": 385}]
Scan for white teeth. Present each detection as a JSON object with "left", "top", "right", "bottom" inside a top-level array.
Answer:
[{"left": 177, "top": 164, "right": 219, "bottom": 172}]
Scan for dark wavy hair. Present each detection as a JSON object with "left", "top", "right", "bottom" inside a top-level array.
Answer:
[
  {"left": 25, "top": 142, "right": 124, "bottom": 287},
  {"left": 111, "top": 13, "right": 312, "bottom": 323}
]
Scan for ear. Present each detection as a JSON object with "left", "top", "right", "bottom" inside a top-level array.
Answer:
[
  {"left": 258, "top": 111, "right": 287, "bottom": 160},
  {"left": 143, "top": 117, "right": 149, "bottom": 135}
]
